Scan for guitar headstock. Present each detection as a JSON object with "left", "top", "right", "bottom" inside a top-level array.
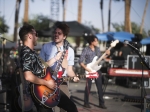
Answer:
[{"left": 110, "top": 40, "right": 119, "bottom": 48}]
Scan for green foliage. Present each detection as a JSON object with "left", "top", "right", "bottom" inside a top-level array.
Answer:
[
  {"left": 112, "top": 22, "right": 149, "bottom": 38},
  {"left": 0, "top": 16, "right": 9, "bottom": 33},
  {"left": 112, "top": 22, "right": 124, "bottom": 31},
  {"left": 91, "top": 25, "right": 100, "bottom": 34},
  {"left": 148, "top": 30, "right": 150, "bottom": 36},
  {"left": 27, "top": 14, "right": 54, "bottom": 30}
]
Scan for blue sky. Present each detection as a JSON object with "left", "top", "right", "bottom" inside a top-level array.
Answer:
[{"left": 0, "top": 0, "right": 150, "bottom": 36}]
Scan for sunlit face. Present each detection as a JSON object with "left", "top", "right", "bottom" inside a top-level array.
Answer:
[
  {"left": 31, "top": 29, "right": 38, "bottom": 46},
  {"left": 53, "top": 28, "right": 66, "bottom": 44},
  {"left": 91, "top": 38, "right": 98, "bottom": 46}
]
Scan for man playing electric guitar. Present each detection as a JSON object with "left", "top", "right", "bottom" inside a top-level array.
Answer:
[
  {"left": 79, "top": 35, "right": 109, "bottom": 109},
  {"left": 19, "top": 24, "right": 79, "bottom": 112},
  {"left": 40, "top": 23, "right": 79, "bottom": 112}
]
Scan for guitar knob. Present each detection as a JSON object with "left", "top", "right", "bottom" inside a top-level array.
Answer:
[{"left": 55, "top": 99, "right": 60, "bottom": 102}]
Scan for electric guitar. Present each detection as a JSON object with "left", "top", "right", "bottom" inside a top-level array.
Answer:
[
  {"left": 30, "top": 40, "right": 69, "bottom": 108},
  {"left": 85, "top": 40, "right": 119, "bottom": 75},
  {"left": 14, "top": 71, "right": 34, "bottom": 112}
]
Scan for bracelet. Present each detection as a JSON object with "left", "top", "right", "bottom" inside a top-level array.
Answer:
[
  {"left": 73, "top": 75, "right": 78, "bottom": 78},
  {"left": 72, "top": 76, "right": 76, "bottom": 80}
]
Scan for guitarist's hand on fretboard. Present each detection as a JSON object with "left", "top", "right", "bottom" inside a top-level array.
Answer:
[{"left": 103, "top": 50, "right": 110, "bottom": 59}]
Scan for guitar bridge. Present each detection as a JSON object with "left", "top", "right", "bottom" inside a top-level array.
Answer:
[
  {"left": 41, "top": 91, "right": 49, "bottom": 104},
  {"left": 41, "top": 94, "right": 48, "bottom": 104},
  {"left": 41, "top": 88, "right": 58, "bottom": 104}
]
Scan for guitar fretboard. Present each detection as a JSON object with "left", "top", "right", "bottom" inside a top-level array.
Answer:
[
  {"left": 53, "top": 50, "right": 66, "bottom": 77},
  {"left": 53, "top": 41, "right": 69, "bottom": 78}
]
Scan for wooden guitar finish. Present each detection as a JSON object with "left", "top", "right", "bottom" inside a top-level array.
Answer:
[
  {"left": 31, "top": 68, "right": 63, "bottom": 108},
  {"left": 31, "top": 67, "right": 99, "bottom": 108}
]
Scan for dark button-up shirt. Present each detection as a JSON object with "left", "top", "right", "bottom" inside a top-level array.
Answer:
[
  {"left": 20, "top": 45, "right": 44, "bottom": 77},
  {"left": 79, "top": 46, "right": 101, "bottom": 64}
]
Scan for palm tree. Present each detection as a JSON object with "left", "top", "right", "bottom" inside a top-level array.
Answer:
[
  {"left": 100, "top": 0, "right": 104, "bottom": 32},
  {"left": 23, "top": 0, "right": 29, "bottom": 25},
  {"left": 124, "top": 0, "right": 131, "bottom": 33},
  {"left": 140, "top": 0, "right": 149, "bottom": 34},
  {"left": 13, "top": 0, "right": 21, "bottom": 42},
  {"left": 112, "top": 0, "right": 131, "bottom": 33},
  {"left": 78, "top": 0, "right": 82, "bottom": 23},
  {"left": 108, "top": 0, "right": 112, "bottom": 32}
]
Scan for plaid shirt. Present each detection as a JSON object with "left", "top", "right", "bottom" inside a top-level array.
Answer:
[{"left": 79, "top": 46, "right": 101, "bottom": 64}]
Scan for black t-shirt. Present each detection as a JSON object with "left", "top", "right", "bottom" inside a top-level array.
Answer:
[{"left": 120, "top": 46, "right": 132, "bottom": 60}]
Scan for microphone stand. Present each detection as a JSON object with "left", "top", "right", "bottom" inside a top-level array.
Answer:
[
  {"left": 0, "top": 37, "right": 14, "bottom": 78},
  {"left": 126, "top": 42, "right": 150, "bottom": 112}
]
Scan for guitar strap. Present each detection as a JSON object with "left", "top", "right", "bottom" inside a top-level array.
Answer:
[
  {"left": 55, "top": 40, "right": 69, "bottom": 76},
  {"left": 61, "top": 40, "right": 69, "bottom": 72},
  {"left": 17, "top": 45, "right": 24, "bottom": 112},
  {"left": 94, "top": 46, "right": 99, "bottom": 57},
  {"left": 18, "top": 68, "right": 24, "bottom": 112},
  {"left": 38, "top": 40, "right": 69, "bottom": 77}
]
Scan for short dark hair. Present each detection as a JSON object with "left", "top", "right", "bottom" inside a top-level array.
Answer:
[
  {"left": 19, "top": 24, "right": 34, "bottom": 42},
  {"left": 86, "top": 35, "right": 98, "bottom": 45},
  {"left": 55, "top": 23, "right": 70, "bottom": 37}
]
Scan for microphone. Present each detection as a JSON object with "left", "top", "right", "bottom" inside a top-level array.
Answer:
[{"left": 124, "top": 40, "right": 139, "bottom": 51}]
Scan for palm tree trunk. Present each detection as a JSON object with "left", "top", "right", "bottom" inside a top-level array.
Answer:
[
  {"left": 140, "top": 0, "right": 149, "bottom": 34},
  {"left": 125, "top": 0, "right": 131, "bottom": 33},
  {"left": 100, "top": 0, "right": 104, "bottom": 32},
  {"left": 78, "top": 0, "right": 82, "bottom": 23},
  {"left": 14, "top": 0, "right": 21, "bottom": 42},
  {"left": 23, "top": 0, "right": 29, "bottom": 25},
  {"left": 62, "top": 0, "right": 67, "bottom": 21},
  {"left": 108, "top": 0, "right": 112, "bottom": 32}
]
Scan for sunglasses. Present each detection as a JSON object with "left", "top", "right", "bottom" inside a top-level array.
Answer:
[{"left": 54, "top": 31, "right": 63, "bottom": 35}]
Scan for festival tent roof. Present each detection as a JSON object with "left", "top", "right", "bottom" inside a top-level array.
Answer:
[
  {"left": 96, "top": 31, "right": 135, "bottom": 42},
  {"left": 113, "top": 31, "right": 135, "bottom": 42},
  {"left": 96, "top": 32, "right": 114, "bottom": 41},
  {"left": 37, "top": 21, "right": 95, "bottom": 37},
  {"left": 140, "top": 37, "right": 150, "bottom": 45}
]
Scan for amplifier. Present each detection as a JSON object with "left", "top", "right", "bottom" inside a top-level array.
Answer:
[
  {"left": 144, "top": 95, "right": 150, "bottom": 112},
  {"left": 127, "top": 55, "right": 150, "bottom": 70}
]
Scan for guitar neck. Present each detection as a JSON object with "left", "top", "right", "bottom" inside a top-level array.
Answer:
[
  {"left": 53, "top": 49, "right": 67, "bottom": 77},
  {"left": 95, "top": 46, "right": 112, "bottom": 65},
  {"left": 63, "top": 75, "right": 85, "bottom": 82},
  {"left": 53, "top": 40, "right": 69, "bottom": 77}
]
